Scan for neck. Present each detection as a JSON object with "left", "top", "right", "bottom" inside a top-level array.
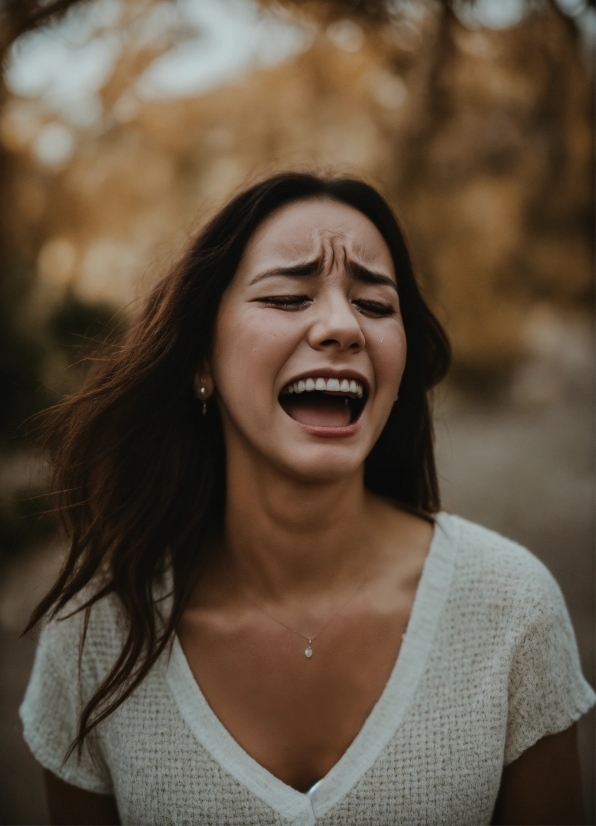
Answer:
[{"left": 216, "top": 449, "right": 374, "bottom": 603}]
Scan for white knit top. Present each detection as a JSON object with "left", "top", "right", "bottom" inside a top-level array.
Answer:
[{"left": 20, "top": 513, "right": 595, "bottom": 826}]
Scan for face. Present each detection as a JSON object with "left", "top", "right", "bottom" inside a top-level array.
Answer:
[{"left": 203, "top": 197, "right": 407, "bottom": 483}]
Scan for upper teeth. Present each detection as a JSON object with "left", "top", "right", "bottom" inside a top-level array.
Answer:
[{"left": 284, "top": 377, "right": 364, "bottom": 397}]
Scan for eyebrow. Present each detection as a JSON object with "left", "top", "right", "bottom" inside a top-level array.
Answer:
[
  {"left": 250, "top": 258, "right": 397, "bottom": 291},
  {"left": 347, "top": 260, "right": 397, "bottom": 291},
  {"left": 249, "top": 260, "right": 321, "bottom": 284}
]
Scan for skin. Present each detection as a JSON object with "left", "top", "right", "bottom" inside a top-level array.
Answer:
[{"left": 43, "top": 199, "right": 586, "bottom": 824}]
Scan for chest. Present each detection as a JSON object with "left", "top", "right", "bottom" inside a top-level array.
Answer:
[
  {"left": 177, "top": 607, "right": 409, "bottom": 791},
  {"left": 102, "top": 622, "right": 507, "bottom": 826}
]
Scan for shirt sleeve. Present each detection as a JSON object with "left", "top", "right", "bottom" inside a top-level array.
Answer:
[
  {"left": 19, "top": 610, "right": 114, "bottom": 794},
  {"left": 504, "top": 560, "right": 596, "bottom": 765}
]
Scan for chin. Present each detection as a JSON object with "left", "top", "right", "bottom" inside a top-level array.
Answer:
[{"left": 276, "top": 444, "right": 368, "bottom": 485}]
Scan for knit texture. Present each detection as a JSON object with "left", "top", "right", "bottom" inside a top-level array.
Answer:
[{"left": 20, "top": 514, "right": 595, "bottom": 826}]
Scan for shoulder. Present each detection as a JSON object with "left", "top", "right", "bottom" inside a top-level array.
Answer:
[
  {"left": 36, "top": 586, "right": 125, "bottom": 682},
  {"left": 435, "top": 515, "right": 596, "bottom": 762},
  {"left": 20, "top": 586, "right": 123, "bottom": 793},
  {"left": 438, "top": 512, "right": 565, "bottom": 620}
]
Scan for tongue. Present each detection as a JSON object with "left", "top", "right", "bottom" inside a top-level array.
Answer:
[{"left": 282, "top": 395, "right": 352, "bottom": 428}]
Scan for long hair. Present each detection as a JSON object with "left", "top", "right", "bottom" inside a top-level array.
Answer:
[{"left": 26, "top": 171, "right": 450, "bottom": 756}]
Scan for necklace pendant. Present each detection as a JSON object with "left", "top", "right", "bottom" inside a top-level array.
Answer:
[{"left": 304, "top": 642, "right": 313, "bottom": 658}]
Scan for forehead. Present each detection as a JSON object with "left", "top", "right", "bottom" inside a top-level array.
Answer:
[{"left": 239, "top": 197, "right": 395, "bottom": 273}]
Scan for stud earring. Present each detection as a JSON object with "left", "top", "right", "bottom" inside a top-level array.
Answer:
[{"left": 195, "top": 378, "right": 208, "bottom": 415}]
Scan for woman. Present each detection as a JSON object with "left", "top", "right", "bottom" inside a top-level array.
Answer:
[{"left": 21, "top": 172, "right": 594, "bottom": 825}]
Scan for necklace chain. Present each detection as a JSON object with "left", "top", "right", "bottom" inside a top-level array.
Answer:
[{"left": 245, "top": 574, "right": 370, "bottom": 658}]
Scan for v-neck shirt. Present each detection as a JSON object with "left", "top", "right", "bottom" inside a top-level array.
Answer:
[{"left": 20, "top": 513, "right": 596, "bottom": 825}]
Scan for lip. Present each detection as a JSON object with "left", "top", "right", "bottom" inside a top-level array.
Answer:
[
  {"left": 278, "top": 367, "right": 370, "bottom": 437},
  {"left": 294, "top": 420, "right": 362, "bottom": 438},
  {"left": 280, "top": 367, "right": 371, "bottom": 396}
]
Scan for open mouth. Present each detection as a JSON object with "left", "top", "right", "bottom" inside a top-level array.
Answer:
[{"left": 279, "top": 376, "right": 367, "bottom": 428}]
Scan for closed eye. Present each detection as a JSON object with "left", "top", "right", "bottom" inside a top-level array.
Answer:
[
  {"left": 353, "top": 300, "right": 396, "bottom": 317},
  {"left": 257, "top": 295, "right": 312, "bottom": 311},
  {"left": 255, "top": 296, "right": 395, "bottom": 316}
]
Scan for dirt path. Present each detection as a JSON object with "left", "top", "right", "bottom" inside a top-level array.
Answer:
[{"left": 435, "top": 390, "right": 595, "bottom": 821}]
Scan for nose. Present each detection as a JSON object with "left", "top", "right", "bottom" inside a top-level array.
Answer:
[{"left": 307, "top": 290, "right": 365, "bottom": 353}]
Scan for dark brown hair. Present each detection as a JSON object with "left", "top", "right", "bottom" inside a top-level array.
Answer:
[{"left": 27, "top": 171, "right": 450, "bottom": 756}]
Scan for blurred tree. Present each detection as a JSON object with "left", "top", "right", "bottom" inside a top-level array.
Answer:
[
  {"left": 0, "top": 0, "right": 129, "bottom": 449},
  {"left": 0, "top": 0, "right": 88, "bottom": 450},
  {"left": 260, "top": 0, "right": 594, "bottom": 378},
  {"left": 0, "top": 0, "right": 118, "bottom": 558}
]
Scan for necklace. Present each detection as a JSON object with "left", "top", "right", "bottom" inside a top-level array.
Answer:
[{"left": 245, "top": 575, "right": 370, "bottom": 659}]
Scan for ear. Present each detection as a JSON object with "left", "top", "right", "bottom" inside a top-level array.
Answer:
[{"left": 193, "top": 365, "right": 214, "bottom": 399}]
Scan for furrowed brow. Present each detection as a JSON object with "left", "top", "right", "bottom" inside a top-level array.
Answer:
[
  {"left": 348, "top": 261, "right": 397, "bottom": 291},
  {"left": 250, "top": 259, "right": 321, "bottom": 285}
]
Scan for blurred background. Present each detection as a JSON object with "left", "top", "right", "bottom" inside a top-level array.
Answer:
[{"left": 0, "top": 0, "right": 593, "bottom": 822}]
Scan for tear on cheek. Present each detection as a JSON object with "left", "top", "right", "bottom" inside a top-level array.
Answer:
[{"left": 278, "top": 392, "right": 365, "bottom": 428}]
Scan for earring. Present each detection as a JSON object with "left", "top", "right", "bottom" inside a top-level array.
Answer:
[{"left": 195, "top": 377, "right": 208, "bottom": 415}]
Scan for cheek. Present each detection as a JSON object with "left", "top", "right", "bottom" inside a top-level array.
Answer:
[
  {"left": 211, "top": 304, "right": 302, "bottom": 395},
  {"left": 366, "top": 320, "right": 407, "bottom": 391}
]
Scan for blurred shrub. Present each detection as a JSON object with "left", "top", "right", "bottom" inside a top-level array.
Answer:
[
  {"left": 0, "top": 284, "right": 121, "bottom": 560},
  {"left": 0, "top": 304, "right": 47, "bottom": 449},
  {"left": 0, "top": 485, "right": 55, "bottom": 560},
  {"left": 46, "top": 290, "right": 125, "bottom": 391}
]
